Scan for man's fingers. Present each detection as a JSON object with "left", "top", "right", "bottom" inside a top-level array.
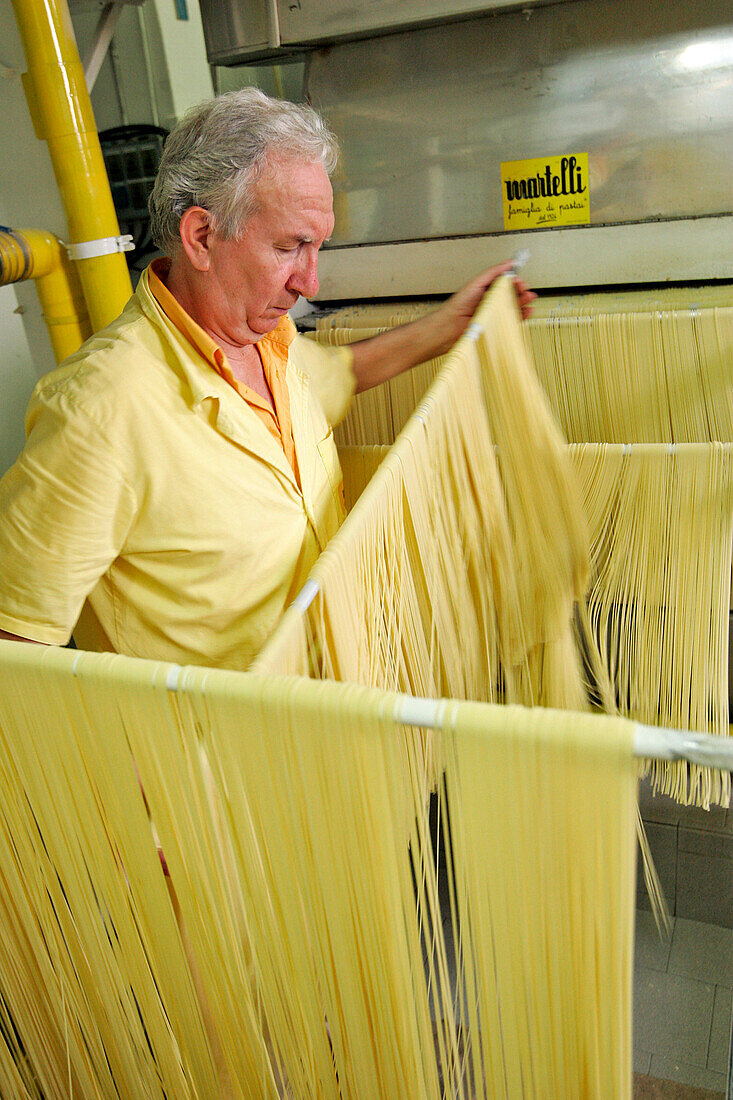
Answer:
[
  {"left": 512, "top": 277, "right": 537, "bottom": 319},
  {"left": 478, "top": 261, "right": 513, "bottom": 288},
  {"left": 447, "top": 261, "right": 536, "bottom": 328}
]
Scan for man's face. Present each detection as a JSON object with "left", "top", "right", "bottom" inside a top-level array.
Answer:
[{"left": 204, "top": 158, "right": 335, "bottom": 345}]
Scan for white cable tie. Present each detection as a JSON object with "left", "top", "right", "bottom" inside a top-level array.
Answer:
[
  {"left": 65, "top": 234, "right": 135, "bottom": 261},
  {"left": 292, "top": 578, "right": 320, "bottom": 613},
  {"left": 465, "top": 322, "right": 483, "bottom": 342},
  {"left": 165, "top": 664, "right": 183, "bottom": 691}
]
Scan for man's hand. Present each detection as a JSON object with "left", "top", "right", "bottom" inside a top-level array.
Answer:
[
  {"left": 350, "top": 260, "right": 537, "bottom": 393},
  {"left": 429, "top": 262, "right": 537, "bottom": 357},
  {"left": 449, "top": 260, "right": 536, "bottom": 320}
]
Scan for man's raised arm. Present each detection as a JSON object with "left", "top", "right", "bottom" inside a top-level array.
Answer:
[{"left": 348, "top": 262, "right": 536, "bottom": 394}]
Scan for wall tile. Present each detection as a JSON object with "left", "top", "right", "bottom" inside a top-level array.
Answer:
[
  {"left": 707, "top": 984, "right": 732, "bottom": 1077},
  {"left": 639, "top": 778, "right": 682, "bottom": 826},
  {"left": 676, "top": 853, "right": 733, "bottom": 928},
  {"left": 667, "top": 919, "right": 733, "bottom": 986},
  {"left": 635, "top": 909, "right": 674, "bottom": 971},
  {"left": 679, "top": 827, "right": 733, "bottom": 862},
  {"left": 677, "top": 802, "right": 730, "bottom": 833},
  {"left": 648, "top": 1054, "right": 726, "bottom": 1094},
  {"left": 634, "top": 968, "right": 714, "bottom": 1065}
]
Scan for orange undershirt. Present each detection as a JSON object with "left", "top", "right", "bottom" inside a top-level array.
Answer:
[{"left": 148, "top": 258, "right": 301, "bottom": 486}]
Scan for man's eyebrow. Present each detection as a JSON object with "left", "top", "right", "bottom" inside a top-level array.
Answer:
[{"left": 280, "top": 234, "right": 330, "bottom": 245}]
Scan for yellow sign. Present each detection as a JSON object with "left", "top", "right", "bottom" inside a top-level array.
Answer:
[{"left": 501, "top": 153, "right": 590, "bottom": 231}]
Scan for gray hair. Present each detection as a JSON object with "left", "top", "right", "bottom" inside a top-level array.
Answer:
[{"left": 149, "top": 88, "right": 339, "bottom": 255}]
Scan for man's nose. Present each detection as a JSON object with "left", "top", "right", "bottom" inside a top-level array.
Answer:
[{"left": 288, "top": 250, "right": 320, "bottom": 299}]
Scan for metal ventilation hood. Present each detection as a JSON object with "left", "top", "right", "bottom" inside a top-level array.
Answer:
[{"left": 198, "top": 0, "right": 552, "bottom": 66}]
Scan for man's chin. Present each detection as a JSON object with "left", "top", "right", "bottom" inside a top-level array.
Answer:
[{"left": 248, "top": 313, "right": 288, "bottom": 337}]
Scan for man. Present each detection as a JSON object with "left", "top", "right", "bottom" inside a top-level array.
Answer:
[{"left": 0, "top": 88, "right": 534, "bottom": 669}]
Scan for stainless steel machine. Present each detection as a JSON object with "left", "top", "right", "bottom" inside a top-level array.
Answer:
[{"left": 199, "top": 0, "right": 733, "bottom": 298}]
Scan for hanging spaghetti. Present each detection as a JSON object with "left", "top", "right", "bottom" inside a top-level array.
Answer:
[
  {"left": 0, "top": 641, "right": 637, "bottom": 1099},
  {"left": 302, "top": 283, "right": 733, "bottom": 811},
  {"left": 258, "top": 277, "right": 590, "bottom": 724},
  {"left": 315, "top": 294, "right": 733, "bottom": 447},
  {"left": 570, "top": 441, "right": 733, "bottom": 807}
]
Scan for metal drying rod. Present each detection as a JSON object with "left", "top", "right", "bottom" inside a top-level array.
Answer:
[{"left": 283, "top": 579, "right": 733, "bottom": 773}]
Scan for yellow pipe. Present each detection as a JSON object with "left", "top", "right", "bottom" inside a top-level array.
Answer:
[
  {"left": 11, "top": 0, "right": 133, "bottom": 332},
  {"left": 0, "top": 227, "right": 91, "bottom": 362}
]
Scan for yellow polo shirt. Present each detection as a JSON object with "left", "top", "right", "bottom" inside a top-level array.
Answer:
[
  {"left": 148, "top": 258, "right": 302, "bottom": 485},
  {"left": 0, "top": 265, "right": 355, "bottom": 669}
]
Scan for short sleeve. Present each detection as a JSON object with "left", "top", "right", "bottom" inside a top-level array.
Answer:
[
  {"left": 291, "top": 335, "right": 356, "bottom": 427},
  {"left": 0, "top": 390, "right": 138, "bottom": 644}
]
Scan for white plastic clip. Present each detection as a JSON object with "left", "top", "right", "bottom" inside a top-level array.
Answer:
[
  {"left": 165, "top": 664, "right": 183, "bottom": 691},
  {"left": 393, "top": 694, "right": 447, "bottom": 729},
  {"left": 65, "top": 234, "right": 135, "bottom": 261},
  {"left": 510, "top": 248, "right": 530, "bottom": 274},
  {"left": 465, "top": 322, "right": 483, "bottom": 342},
  {"left": 292, "top": 578, "right": 320, "bottom": 613}
]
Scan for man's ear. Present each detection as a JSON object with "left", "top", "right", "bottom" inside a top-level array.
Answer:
[{"left": 178, "top": 207, "right": 214, "bottom": 271}]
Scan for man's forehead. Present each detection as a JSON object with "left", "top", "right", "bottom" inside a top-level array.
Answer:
[
  {"left": 249, "top": 163, "right": 334, "bottom": 236},
  {"left": 255, "top": 156, "right": 332, "bottom": 202}
]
